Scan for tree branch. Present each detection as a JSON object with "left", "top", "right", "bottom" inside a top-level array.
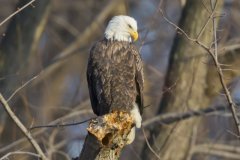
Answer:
[
  {"left": 0, "top": 103, "right": 92, "bottom": 154},
  {"left": 0, "top": 93, "right": 47, "bottom": 160},
  {"left": 0, "top": 151, "right": 40, "bottom": 160},
  {"left": 210, "top": 0, "right": 240, "bottom": 137},
  {"left": 79, "top": 112, "right": 134, "bottom": 160},
  {"left": 142, "top": 128, "right": 161, "bottom": 160},
  {"left": 0, "top": 0, "right": 36, "bottom": 27},
  {"left": 142, "top": 104, "right": 227, "bottom": 128},
  {"left": 159, "top": 0, "right": 240, "bottom": 137}
]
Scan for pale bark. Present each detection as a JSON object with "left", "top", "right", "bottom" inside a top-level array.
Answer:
[
  {"left": 143, "top": 0, "right": 223, "bottom": 159},
  {"left": 79, "top": 112, "right": 134, "bottom": 160}
]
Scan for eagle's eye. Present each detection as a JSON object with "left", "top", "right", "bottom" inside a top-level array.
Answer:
[{"left": 128, "top": 24, "right": 133, "bottom": 29}]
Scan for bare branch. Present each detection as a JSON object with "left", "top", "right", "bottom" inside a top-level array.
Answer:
[
  {"left": 0, "top": 102, "right": 92, "bottom": 154},
  {"left": 142, "top": 128, "right": 161, "bottom": 160},
  {"left": 159, "top": 0, "right": 240, "bottom": 137},
  {"left": 0, "top": 0, "right": 36, "bottom": 27},
  {"left": 7, "top": 73, "right": 41, "bottom": 102},
  {"left": 142, "top": 104, "right": 226, "bottom": 128},
  {"left": 29, "top": 117, "right": 93, "bottom": 130},
  {"left": 210, "top": 0, "right": 240, "bottom": 136},
  {"left": 0, "top": 151, "right": 40, "bottom": 160},
  {"left": 0, "top": 94, "right": 47, "bottom": 160},
  {"left": 192, "top": 143, "right": 240, "bottom": 159}
]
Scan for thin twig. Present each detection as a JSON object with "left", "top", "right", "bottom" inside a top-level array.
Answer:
[
  {"left": 196, "top": 143, "right": 240, "bottom": 153},
  {"left": 196, "top": 8, "right": 214, "bottom": 40},
  {"left": 0, "top": 0, "right": 36, "bottom": 27},
  {"left": 159, "top": 8, "right": 211, "bottom": 50},
  {"left": 0, "top": 104, "right": 92, "bottom": 154},
  {"left": 30, "top": 104, "right": 227, "bottom": 130},
  {"left": 141, "top": 128, "right": 161, "bottom": 160},
  {"left": 212, "top": 0, "right": 218, "bottom": 60},
  {"left": 192, "top": 143, "right": 240, "bottom": 159},
  {"left": 0, "top": 151, "right": 40, "bottom": 160},
  {"left": 186, "top": 126, "right": 198, "bottom": 160},
  {"left": 28, "top": 103, "right": 230, "bottom": 130},
  {"left": 159, "top": 1, "right": 240, "bottom": 137},
  {"left": 210, "top": 0, "right": 240, "bottom": 136},
  {"left": 0, "top": 94, "right": 48, "bottom": 160},
  {"left": 29, "top": 117, "right": 93, "bottom": 130},
  {"left": 142, "top": 104, "right": 226, "bottom": 127},
  {"left": 7, "top": 73, "right": 41, "bottom": 102}
]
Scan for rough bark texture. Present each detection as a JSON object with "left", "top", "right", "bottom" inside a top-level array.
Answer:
[
  {"left": 79, "top": 112, "right": 134, "bottom": 160},
  {"left": 143, "top": 0, "right": 223, "bottom": 159}
]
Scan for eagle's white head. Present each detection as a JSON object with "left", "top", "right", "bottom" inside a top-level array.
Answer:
[{"left": 104, "top": 15, "right": 138, "bottom": 42}]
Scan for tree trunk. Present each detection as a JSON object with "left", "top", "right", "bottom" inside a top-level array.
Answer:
[{"left": 143, "top": 0, "right": 223, "bottom": 159}]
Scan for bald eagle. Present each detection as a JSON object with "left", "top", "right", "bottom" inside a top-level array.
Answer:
[{"left": 87, "top": 15, "right": 144, "bottom": 143}]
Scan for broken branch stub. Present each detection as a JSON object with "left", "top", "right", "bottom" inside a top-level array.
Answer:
[
  {"left": 79, "top": 112, "right": 136, "bottom": 159},
  {"left": 87, "top": 111, "right": 134, "bottom": 148}
]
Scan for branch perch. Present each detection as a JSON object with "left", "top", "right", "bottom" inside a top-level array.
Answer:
[{"left": 79, "top": 111, "right": 134, "bottom": 160}]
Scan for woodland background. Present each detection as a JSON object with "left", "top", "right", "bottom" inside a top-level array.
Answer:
[{"left": 0, "top": 0, "right": 240, "bottom": 159}]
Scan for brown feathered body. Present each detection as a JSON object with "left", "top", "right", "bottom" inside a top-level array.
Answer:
[{"left": 87, "top": 39, "right": 144, "bottom": 116}]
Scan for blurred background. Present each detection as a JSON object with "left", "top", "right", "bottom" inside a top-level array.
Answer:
[{"left": 0, "top": 0, "right": 240, "bottom": 159}]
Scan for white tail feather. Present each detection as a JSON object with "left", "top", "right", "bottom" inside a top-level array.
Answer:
[{"left": 130, "top": 103, "right": 142, "bottom": 128}]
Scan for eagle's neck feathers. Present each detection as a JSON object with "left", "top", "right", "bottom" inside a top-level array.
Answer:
[{"left": 105, "top": 31, "right": 131, "bottom": 42}]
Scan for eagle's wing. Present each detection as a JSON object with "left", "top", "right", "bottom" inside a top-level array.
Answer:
[
  {"left": 87, "top": 41, "right": 104, "bottom": 116},
  {"left": 87, "top": 60, "right": 98, "bottom": 115},
  {"left": 132, "top": 46, "right": 144, "bottom": 115}
]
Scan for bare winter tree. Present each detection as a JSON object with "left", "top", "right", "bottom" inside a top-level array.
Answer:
[{"left": 0, "top": 0, "right": 240, "bottom": 160}]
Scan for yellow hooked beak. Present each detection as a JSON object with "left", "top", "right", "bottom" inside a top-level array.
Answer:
[{"left": 130, "top": 30, "right": 138, "bottom": 41}]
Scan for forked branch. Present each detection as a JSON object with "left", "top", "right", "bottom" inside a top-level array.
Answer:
[{"left": 158, "top": 0, "right": 240, "bottom": 137}]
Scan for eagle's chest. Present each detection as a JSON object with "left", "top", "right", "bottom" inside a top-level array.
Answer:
[
  {"left": 93, "top": 47, "right": 137, "bottom": 108},
  {"left": 94, "top": 48, "right": 135, "bottom": 79},
  {"left": 109, "top": 51, "right": 135, "bottom": 80}
]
